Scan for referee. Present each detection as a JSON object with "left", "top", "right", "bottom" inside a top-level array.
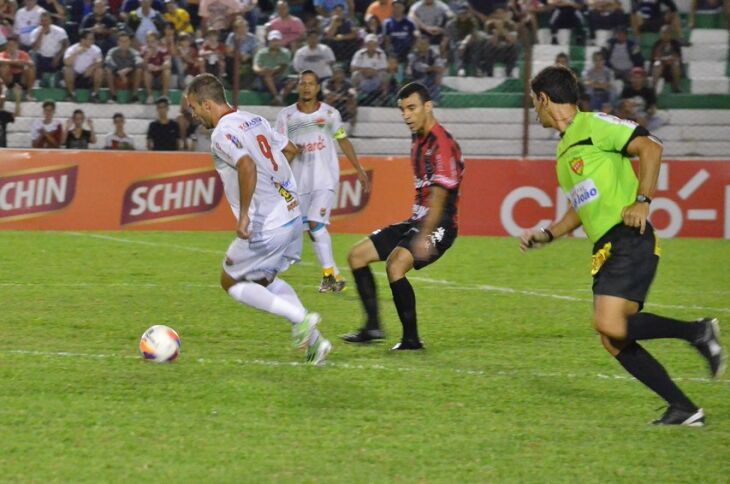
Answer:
[
  {"left": 342, "top": 82, "right": 464, "bottom": 350},
  {"left": 522, "top": 66, "right": 725, "bottom": 426}
]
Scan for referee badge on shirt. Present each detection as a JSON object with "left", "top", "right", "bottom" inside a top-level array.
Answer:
[{"left": 570, "top": 159, "right": 584, "bottom": 176}]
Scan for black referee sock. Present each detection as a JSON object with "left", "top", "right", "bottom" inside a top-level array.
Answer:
[
  {"left": 626, "top": 313, "right": 703, "bottom": 343},
  {"left": 390, "top": 277, "right": 419, "bottom": 342},
  {"left": 615, "top": 342, "right": 697, "bottom": 411},
  {"left": 352, "top": 266, "right": 380, "bottom": 330}
]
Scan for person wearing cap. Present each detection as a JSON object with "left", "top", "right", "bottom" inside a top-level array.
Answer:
[
  {"left": 266, "top": 1, "right": 306, "bottom": 51},
  {"left": 350, "top": 32, "right": 390, "bottom": 105},
  {"left": 619, "top": 66, "right": 664, "bottom": 130},
  {"left": 604, "top": 26, "right": 643, "bottom": 82},
  {"left": 0, "top": 35, "right": 36, "bottom": 101},
  {"left": 293, "top": 30, "right": 336, "bottom": 81},
  {"left": 254, "top": 30, "right": 295, "bottom": 105},
  {"left": 383, "top": 0, "right": 417, "bottom": 63},
  {"left": 163, "top": 0, "right": 193, "bottom": 33}
]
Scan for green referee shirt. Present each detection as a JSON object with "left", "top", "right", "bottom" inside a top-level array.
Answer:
[{"left": 556, "top": 111, "right": 641, "bottom": 243}]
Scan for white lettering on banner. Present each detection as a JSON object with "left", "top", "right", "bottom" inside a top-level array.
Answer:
[
  {"left": 569, "top": 179, "right": 600, "bottom": 210},
  {"left": 0, "top": 175, "right": 68, "bottom": 211},
  {"left": 128, "top": 178, "right": 217, "bottom": 217},
  {"left": 649, "top": 198, "right": 683, "bottom": 238},
  {"left": 500, "top": 186, "right": 552, "bottom": 236},
  {"left": 335, "top": 178, "right": 362, "bottom": 210}
]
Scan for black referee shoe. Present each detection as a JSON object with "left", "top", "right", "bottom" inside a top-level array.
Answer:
[
  {"left": 342, "top": 328, "right": 385, "bottom": 344},
  {"left": 652, "top": 406, "right": 705, "bottom": 427},
  {"left": 391, "top": 339, "right": 424, "bottom": 351},
  {"left": 692, "top": 318, "right": 726, "bottom": 379}
]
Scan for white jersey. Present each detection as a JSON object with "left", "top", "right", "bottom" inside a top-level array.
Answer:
[
  {"left": 211, "top": 109, "right": 300, "bottom": 233},
  {"left": 275, "top": 102, "right": 346, "bottom": 194}
]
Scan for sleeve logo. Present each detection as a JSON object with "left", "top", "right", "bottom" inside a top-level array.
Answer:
[
  {"left": 569, "top": 178, "right": 600, "bottom": 210},
  {"left": 225, "top": 133, "right": 243, "bottom": 149},
  {"left": 570, "top": 159, "right": 584, "bottom": 176}
]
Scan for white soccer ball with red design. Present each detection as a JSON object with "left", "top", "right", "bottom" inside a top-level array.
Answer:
[{"left": 139, "top": 325, "right": 181, "bottom": 363}]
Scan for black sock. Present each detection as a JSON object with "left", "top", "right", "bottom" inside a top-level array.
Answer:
[
  {"left": 352, "top": 266, "right": 380, "bottom": 330},
  {"left": 626, "top": 313, "right": 702, "bottom": 343},
  {"left": 390, "top": 277, "right": 418, "bottom": 341},
  {"left": 615, "top": 342, "right": 697, "bottom": 411}
]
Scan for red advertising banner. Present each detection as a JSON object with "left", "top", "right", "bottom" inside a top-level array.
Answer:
[{"left": 0, "top": 150, "right": 728, "bottom": 238}]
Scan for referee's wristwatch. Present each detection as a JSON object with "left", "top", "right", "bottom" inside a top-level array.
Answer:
[{"left": 636, "top": 194, "right": 652, "bottom": 204}]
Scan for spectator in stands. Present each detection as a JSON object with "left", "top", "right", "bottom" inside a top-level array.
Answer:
[
  {"left": 620, "top": 66, "right": 663, "bottom": 129},
  {"left": 127, "top": 0, "right": 165, "bottom": 46},
  {"left": 322, "top": 3, "right": 360, "bottom": 62},
  {"left": 508, "top": 0, "right": 538, "bottom": 42},
  {"left": 14, "top": 0, "right": 45, "bottom": 50},
  {"left": 120, "top": 0, "right": 164, "bottom": 21},
  {"left": 81, "top": 0, "right": 118, "bottom": 54},
  {"left": 548, "top": 0, "right": 587, "bottom": 45},
  {"left": 105, "top": 112, "right": 136, "bottom": 149},
  {"left": 0, "top": 81, "right": 21, "bottom": 148},
  {"left": 689, "top": 0, "right": 730, "bottom": 29},
  {"left": 604, "top": 25, "right": 643, "bottom": 82},
  {"left": 631, "top": 0, "right": 682, "bottom": 40},
  {"left": 162, "top": 21, "right": 177, "bottom": 54},
  {"left": 225, "top": 17, "right": 258, "bottom": 89},
  {"left": 163, "top": 0, "right": 193, "bottom": 33},
  {"left": 293, "top": 30, "right": 336, "bottom": 80},
  {"left": 147, "top": 96, "right": 181, "bottom": 150},
  {"left": 238, "top": 0, "right": 260, "bottom": 32},
  {"left": 651, "top": 24, "right": 682, "bottom": 92},
  {"left": 177, "top": 95, "right": 197, "bottom": 150},
  {"left": 408, "top": 0, "right": 453, "bottom": 45},
  {"left": 586, "top": 0, "right": 626, "bottom": 45},
  {"left": 466, "top": 0, "right": 507, "bottom": 23},
  {"left": 43, "top": 0, "right": 67, "bottom": 26},
  {"left": 407, "top": 36, "right": 445, "bottom": 101},
  {"left": 106, "top": 32, "right": 143, "bottom": 102},
  {"left": 444, "top": 3, "right": 483, "bottom": 76},
  {"left": 63, "top": 30, "right": 103, "bottom": 102},
  {"left": 199, "top": 0, "right": 241, "bottom": 32},
  {"left": 141, "top": 30, "right": 171, "bottom": 102},
  {"left": 366, "top": 0, "right": 393, "bottom": 23},
  {"left": 31, "top": 99, "right": 63, "bottom": 148},
  {"left": 267, "top": 1, "right": 307, "bottom": 52},
  {"left": 63, "top": 109, "right": 96, "bottom": 149},
  {"left": 198, "top": 28, "right": 226, "bottom": 78},
  {"left": 253, "top": 30, "right": 294, "bottom": 105},
  {"left": 351, "top": 33, "right": 390, "bottom": 105},
  {"left": 363, "top": 14, "right": 385, "bottom": 45},
  {"left": 484, "top": 8, "right": 519, "bottom": 77},
  {"left": 0, "top": 36, "right": 36, "bottom": 101},
  {"left": 30, "top": 12, "right": 69, "bottom": 83},
  {"left": 175, "top": 32, "right": 200, "bottom": 87},
  {"left": 582, "top": 50, "right": 615, "bottom": 110},
  {"left": 383, "top": 0, "right": 417, "bottom": 62},
  {"left": 0, "top": 0, "right": 17, "bottom": 35},
  {"left": 323, "top": 64, "right": 358, "bottom": 126},
  {"left": 314, "top": 0, "right": 354, "bottom": 18}
]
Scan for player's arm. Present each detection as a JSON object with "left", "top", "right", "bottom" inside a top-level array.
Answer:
[
  {"left": 337, "top": 136, "right": 369, "bottom": 192},
  {"left": 520, "top": 205, "right": 582, "bottom": 252},
  {"left": 235, "top": 155, "right": 257, "bottom": 239},
  {"left": 280, "top": 139, "right": 300, "bottom": 163},
  {"left": 621, "top": 132, "right": 663, "bottom": 234}
]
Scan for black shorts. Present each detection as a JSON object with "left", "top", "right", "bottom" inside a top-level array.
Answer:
[
  {"left": 74, "top": 74, "right": 94, "bottom": 89},
  {"left": 369, "top": 219, "right": 457, "bottom": 270},
  {"left": 639, "top": 15, "right": 665, "bottom": 33},
  {"left": 591, "top": 222, "right": 660, "bottom": 309}
]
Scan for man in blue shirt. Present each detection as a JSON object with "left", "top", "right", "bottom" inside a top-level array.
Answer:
[{"left": 383, "top": 0, "right": 417, "bottom": 62}]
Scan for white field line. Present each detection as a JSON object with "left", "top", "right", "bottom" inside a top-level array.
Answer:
[{"left": 3, "top": 349, "right": 728, "bottom": 386}]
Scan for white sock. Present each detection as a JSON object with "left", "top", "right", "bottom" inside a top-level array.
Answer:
[
  {"left": 310, "top": 225, "right": 339, "bottom": 277},
  {"left": 227, "top": 281, "right": 306, "bottom": 324},
  {"left": 267, "top": 277, "right": 305, "bottom": 310}
]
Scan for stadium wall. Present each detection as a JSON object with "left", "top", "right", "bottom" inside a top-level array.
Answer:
[{"left": 1, "top": 150, "right": 728, "bottom": 239}]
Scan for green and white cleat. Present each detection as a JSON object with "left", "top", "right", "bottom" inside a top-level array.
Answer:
[
  {"left": 306, "top": 337, "right": 332, "bottom": 366},
  {"left": 292, "top": 312, "right": 321, "bottom": 349}
]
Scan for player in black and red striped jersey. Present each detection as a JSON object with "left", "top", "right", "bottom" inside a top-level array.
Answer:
[{"left": 343, "top": 82, "right": 465, "bottom": 350}]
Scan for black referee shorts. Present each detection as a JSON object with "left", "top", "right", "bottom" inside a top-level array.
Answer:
[
  {"left": 369, "top": 219, "right": 457, "bottom": 270},
  {"left": 591, "top": 222, "right": 660, "bottom": 310}
]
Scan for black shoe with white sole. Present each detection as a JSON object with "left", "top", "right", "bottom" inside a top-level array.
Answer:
[
  {"left": 652, "top": 406, "right": 705, "bottom": 427},
  {"left": 342, "top": 328, "right": 385, "bottom": 344},
  {"left": 692, "top": 318, "right": 726, "bottom": 379},
  {"left": 391, "top": 339, "right": 424, "bottom": 351}
]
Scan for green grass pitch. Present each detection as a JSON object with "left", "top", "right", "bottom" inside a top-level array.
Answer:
[{"left": 1, "top": 231, "right": 728, "bottom": 482}]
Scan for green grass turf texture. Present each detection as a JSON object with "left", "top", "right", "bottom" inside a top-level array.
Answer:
[{"left": 1, "top": 231, "right": 728, "bottom": 482}]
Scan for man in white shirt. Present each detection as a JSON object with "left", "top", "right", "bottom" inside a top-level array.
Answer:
[
  {"left": 63, "top": 30, "right": 104, "bottom": 102},
  {"left": 350, "top": 33, "right": 390, "bottom": 103},
  {"left": 185, "top": 73, "right": 333, "bottom": 365},
  {"left": 292, "top": 30, "right": 336, "bottom": 81},
  {"left": 30, "top": 12, "right": 69, "bottom": 80},
  {"left": 276, "top": 70, "right": 369, "bottom": 292},
  {"left": 14, "top": 0, "right": 46, "bottom": 50}
]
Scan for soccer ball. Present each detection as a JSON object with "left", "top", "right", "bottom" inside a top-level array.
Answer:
[{"left": 139, "top": 325, "right": 181, "bottom": 363}]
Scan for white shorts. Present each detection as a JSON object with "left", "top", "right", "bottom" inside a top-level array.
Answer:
[
  {"left": 222, "top": 218, "right": 302, "bottom": 282},
  {"left": 299, "top": 189, "right": 335, "bottom": 227}
]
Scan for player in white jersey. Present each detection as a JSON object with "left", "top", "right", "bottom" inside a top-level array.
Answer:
[
  {"left": 184, "top": 73, "right": 332, "bottom": 365},
  {"left": 275, "top": 69, "right": 370, "bottom": 293}
]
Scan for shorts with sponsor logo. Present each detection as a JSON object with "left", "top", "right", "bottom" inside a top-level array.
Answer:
[
  {"left": 591, "top": 222, "right": 660, "bottom": 310},
  {"left": 369, "top": 218, "right": 457, "bottom": 270},
  {"left": 299, "top": 189, "right": 335, "bottom": 226},
  {"left": 223, "top": 217, "right": 302, "bottom": 282}
]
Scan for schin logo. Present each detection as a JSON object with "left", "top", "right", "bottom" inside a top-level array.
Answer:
[
  {"left": 331, "top": 170, "right": 374, "bottom": 218},
  {"left": 0, "top": 165, "right": 78, "bottom": 222}
]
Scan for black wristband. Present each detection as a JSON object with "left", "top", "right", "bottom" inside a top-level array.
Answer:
[{"left": 541, "top": 227, "right": 554, "bottom": 243}]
